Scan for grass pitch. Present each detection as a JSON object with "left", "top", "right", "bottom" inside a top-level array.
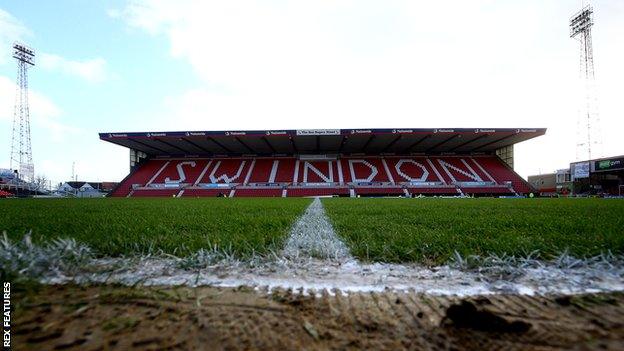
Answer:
[
  {"left": 1, "top": 197, "right": 623, "bottom": 264},
  {"left": 322, "top": 198, "right": 624, "bottom": 264},
  {"left": 0, "top": 198, "right": 310, "bottom": 257}
]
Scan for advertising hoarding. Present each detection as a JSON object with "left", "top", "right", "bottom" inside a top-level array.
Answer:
[
  {"left": 571, "top": 161, "right": 590, "bottom": 179},
  {"left": 594, "top": 157, "right": 624, "bottom": 172}
]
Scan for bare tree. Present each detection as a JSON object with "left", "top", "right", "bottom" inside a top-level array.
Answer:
[{"left": 34, "top": 174, "right": 49, "bottom": 191}]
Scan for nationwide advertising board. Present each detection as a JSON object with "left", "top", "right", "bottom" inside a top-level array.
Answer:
[
  {"left": 594, "top": 157, "right": 624, "bottom": 172},
  {"left": 571, "top": 161, "right": 590, "bottom": 180}
]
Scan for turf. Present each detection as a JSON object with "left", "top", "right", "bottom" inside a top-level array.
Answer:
[
  {"left": 322, "top": 198, "right": 624, "bottom": 264},
  {"left": 0, "top": 198, "right": 311, "bottom": 257},
  {"left": 3, "top": 197, "right": 624, "bottom": 264}
]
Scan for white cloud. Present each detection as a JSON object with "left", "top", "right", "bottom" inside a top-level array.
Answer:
[
  {"left": 1, "top": 8, "right": 111, "bottom": 83},
  {"left": 115, "top": 1, "right": 565, "bottom": 122},
  {"left": 113, "top": 1, "right": 624, "bottom": 179},
  {"left": 0, "top": 76, "right": 80, "bottom": 151},
  {"left": 0, "top": 76, "right": 88, "bottom": 183},
  {"left": 0, "top": 8, "right": 119, "bottom": 184},
  {"left": 39, "top": 53, "right": 110, "bottom": 83},
  {"left": 0, "top": 75, "right": 60, "bottom": 122},
  {"left": 0, "top": 8, "right": 31, "bottom": 65}
]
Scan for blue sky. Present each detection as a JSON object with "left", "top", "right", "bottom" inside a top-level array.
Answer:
[
  {"left": 0, "top": 1, "right": 201, "bottom": 183},
  {"left": 1, "top": 1, "right": 623, "bottom": 185}
]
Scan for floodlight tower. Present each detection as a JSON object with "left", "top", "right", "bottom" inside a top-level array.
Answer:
[
  {"left": 9, "top": 43, "right": 35, "bottom": 183},
  {"left": 570, "top": 4, "right": 602, "bottom": 161}
]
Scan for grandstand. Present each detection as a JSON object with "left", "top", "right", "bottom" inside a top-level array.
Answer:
[{"left": 99, "top": 128, "right": 546, "bottom": 197}]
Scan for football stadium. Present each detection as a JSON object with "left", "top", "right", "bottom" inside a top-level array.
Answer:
[
  {"left": 100, "top": 128, "right": 543, "bottom": 198},
  {"left": 3, "top": 127, "right": 624, "bottom": 350},
  {"left": 3, "top": 2, "right": 624, "bottom": 350}
]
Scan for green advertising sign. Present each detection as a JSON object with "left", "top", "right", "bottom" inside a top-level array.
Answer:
[{"left": 594, "top": 158, "right": 624, "bottom": 172}]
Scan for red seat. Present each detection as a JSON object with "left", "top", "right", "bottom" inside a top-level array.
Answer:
[
  {"left": 473, "top": 156, "right": 532, "bottom": 194},
  {"left": 113, "top": 155, "right": 531, "bottom": 197},
  {"left": 109, "top": 160, "right": 168, "bottom": 197}
]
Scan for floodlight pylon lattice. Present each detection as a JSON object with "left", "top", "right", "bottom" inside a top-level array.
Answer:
[
  {"left": 570, "top": 5, "right": 602, "bottom": 161},
  {"left": 9, "top": 43, "right": 35, "bottom": 183}
]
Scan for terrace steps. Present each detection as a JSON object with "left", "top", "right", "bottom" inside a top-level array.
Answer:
[{"left": 113, "top": 155, "right": 526, "bottom": 197}]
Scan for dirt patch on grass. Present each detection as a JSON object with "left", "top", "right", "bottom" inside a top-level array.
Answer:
[{"left": 13, "top": 284, "right": 624, "bottom": 350}]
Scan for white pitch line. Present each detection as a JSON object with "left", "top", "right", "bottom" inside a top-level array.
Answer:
[
  {"left": 282, "top": 198, "right": 352, "bottom": 261},
  {"left": 54, "top": 257, "right": 624, "bottom": 297},
  {"left": 7, "top": 231, "right": 624, "bottom": 296}
]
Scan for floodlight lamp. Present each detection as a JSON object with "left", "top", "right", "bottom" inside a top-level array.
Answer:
[
  {"left": 12, "top": 42, "right": 35, "bottom": 65},
  {"left": 569, "top": 6, "right": 593, "bottom": 38}
]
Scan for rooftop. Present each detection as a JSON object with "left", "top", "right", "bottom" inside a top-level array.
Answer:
[{"left": 99, "top": 128, "right": 546, "bottom": 156}]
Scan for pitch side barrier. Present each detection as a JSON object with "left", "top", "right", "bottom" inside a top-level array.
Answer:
[{"left": 109, "top": 155, "right": 530, "bottom": 198}]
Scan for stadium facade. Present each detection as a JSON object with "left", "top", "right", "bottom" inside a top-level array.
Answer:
[
  {"left": 528, "top": 155, "right": 624, "bottom": 197},
  {"left": 99, "top": 128, "right": 546, "bottom": 197},
  {"left": 569, "top": 155, "right": 624, "bottom": 196},
  {"left": 528, "top": 169, "right": 572, "bottom": 197}
]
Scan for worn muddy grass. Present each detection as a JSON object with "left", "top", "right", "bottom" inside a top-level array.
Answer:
[
  {"left": 13, "top": 284, "right": 624, "bottom": 350},
  {"left": 0, "top": 198, "right": 311, "bottom": 257},
  {"left": 322, "top": 198, "right": 624, "bottom": 264}
]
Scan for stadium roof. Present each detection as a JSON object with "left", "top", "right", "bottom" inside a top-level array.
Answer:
[{"left": 99, "top": 128, "right": 546, "bottom": 156}]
